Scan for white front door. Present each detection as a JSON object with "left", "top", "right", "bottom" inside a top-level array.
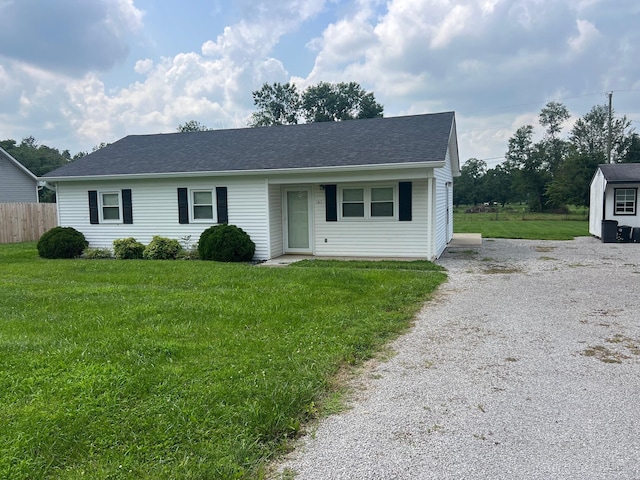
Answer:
[{"left": 284, "top": 187, "right": 312, "bottom": 253}]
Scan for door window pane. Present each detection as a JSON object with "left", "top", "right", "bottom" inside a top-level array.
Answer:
[{"left": 287, "top": 190, "right": 309, "bottom": 249}]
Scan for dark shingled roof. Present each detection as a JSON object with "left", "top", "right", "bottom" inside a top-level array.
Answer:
[
  {"left": 43, "top": 112, "right": 456, "bottom": 178},
  {"left": 599, "top": 163, "right": 640, "bottom": 183}
]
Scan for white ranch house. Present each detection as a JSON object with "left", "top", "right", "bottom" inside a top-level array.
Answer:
[
  {"left": 42, "top": 112, "right": 460, "bottom": 260},
  {"left": 589, "top": 163, "right": 640, "bottom": 242}
]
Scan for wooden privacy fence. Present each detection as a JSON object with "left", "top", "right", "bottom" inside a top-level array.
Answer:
[{"left": 0, "top": 203, "right": 58, "bottom": 244}]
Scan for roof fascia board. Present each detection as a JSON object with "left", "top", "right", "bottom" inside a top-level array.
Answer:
[{"left": 41, "top": 161, "right": 445, "bottom": 183}]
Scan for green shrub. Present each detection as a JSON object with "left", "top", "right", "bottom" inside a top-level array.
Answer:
[
  {"left": 198, "top": 224, "right": 255, "bottom": 262},
  {"left": 37, "top": 227, "right": 88, "bottom": 259},
  {"left": 82, "top": 248, "right": 113, "bottom": 259},
  {"left": 142, "top": 236, "right": 182, "bottom": 260},
  {"left": 113, "top": 237, "right": 145, "bottom": 259}
]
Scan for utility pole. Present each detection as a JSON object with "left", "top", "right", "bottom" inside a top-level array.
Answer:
[{"left": 607, "top": 91, "right": 613, "bottom": 163}]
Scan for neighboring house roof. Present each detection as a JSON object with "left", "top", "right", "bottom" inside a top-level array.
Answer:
[
  {"left": 0, "top": 146, "right": 39, "bottom": 181},
  {"left": 43, "top": 112, "right": 458, "bottom": 180},
  {"left": 598, "top": 163, "right": 640, "bottom": 183}
]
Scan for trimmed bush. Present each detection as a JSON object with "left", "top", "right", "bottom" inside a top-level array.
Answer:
[
  {"left": 198, "top": 224, "right": 255, "bottom": 262},
  {"left": 113, "top": 237, "right": 145, "bottom": 260},
  {"left": 142, "top": 236, "right": 182, "bottom": 260},
  {"left": 37, "top": 227, "right": 88, "bottom": 259}
]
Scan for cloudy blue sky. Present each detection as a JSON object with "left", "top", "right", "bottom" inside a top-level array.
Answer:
[{"left": 0, "top": 0, "right": 638, "bottom": 168}]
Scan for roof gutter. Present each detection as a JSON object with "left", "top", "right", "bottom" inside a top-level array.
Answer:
[{"left": 40, "top": 160, "right": 445, "bottom": 183}]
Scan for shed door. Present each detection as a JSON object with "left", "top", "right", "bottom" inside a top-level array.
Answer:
[{"left": 284, "top": 187, "right": 312, "bottom": 253}]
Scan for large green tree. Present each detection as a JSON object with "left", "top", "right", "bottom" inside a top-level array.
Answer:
[
  {"left": 483, "top": 164, "right": 512, "bottom": 207},
  {"left": 249, "top": 81, "right": 383, "bottom": 126},
  {"left": 301, "top": 82, "right": 383, "bottom": 123},
  {"left": 503, "top": 125, "right": 550, "bottom": 211},
  {"left": 453, "top": 158, "right": 486, "bottom": 206},
  {"left": 248, "top": 82, "right": 301, "bottom": 127},
  {"left": 622, "top": 133, "right": 640, "bottom": 163},
  {"left": 569, "top": 104, "right": 632, "bottom": 164},
  {"left": 538, "top": 101, "right": 570, "bottom": 175}
]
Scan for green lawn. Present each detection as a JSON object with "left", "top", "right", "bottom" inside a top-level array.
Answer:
[
  {"left": 0, "top": 243, "right": 446, "bottom": 479},
  {"left": 454, "top": 207, "right": 589, "bottom": 240}
]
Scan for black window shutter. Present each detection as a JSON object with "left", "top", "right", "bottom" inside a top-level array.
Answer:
[
  {"left": 399, "top": 182, "right": 412, "bottom": 221},
  {"left": 177, "top": 188, "right": 189, "bottom": 224},
  {"left": 122, "top": 189, "right": 133, "bottom": 224},
  {"left": 88, "top": 190, "right": 99, "bottom": 224},
  {"left": 325, "top": 185, "right": 337, "bottom": 221},
  {"left": 216, "top": 187, "right": 228, "bottom": 224}
]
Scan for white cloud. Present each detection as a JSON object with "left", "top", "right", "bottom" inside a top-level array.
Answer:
[
  {"left": 134, "top": 58, "right": 154, "bottom": 75},
  {"left": 568, "top": 19, "right": 600, "bottom": 54},
  {"left": 430, "top": 4, "right": 472, "bottom": 49}
]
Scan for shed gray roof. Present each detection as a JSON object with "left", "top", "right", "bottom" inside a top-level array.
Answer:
[
  {"left": 599, "top": 163, "right": 640, "bottom": 183},
  {"left": 43, "top": 112, "right": 456, "bottom": 179}
]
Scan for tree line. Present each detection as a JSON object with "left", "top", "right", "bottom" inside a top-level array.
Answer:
[{"left": 454, "top": 101, "right": 640, "bottom": 211}]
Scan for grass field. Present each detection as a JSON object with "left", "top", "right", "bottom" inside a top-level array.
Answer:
[
  {"left": 454, "top": 206, "right": 589, "bottom": 240},
  {"left": 0, "top": 243, "right": 446, "bottom": 479}
]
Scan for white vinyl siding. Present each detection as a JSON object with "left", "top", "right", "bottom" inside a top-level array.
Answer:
[
  {"left": 267, "top": 183, "right": 283, "bottom": 258},
  {"left": 588, "top": 169, "right": 606, "bottom": 237},
  {"left": 314, "top": 179, "right": 431, "bottom": 258},
  {"left": 55, "top": 177, "right": 269, "bottom": 259},
  {"left": 433, "top": 148, "right": 455, "bottom": 258}
]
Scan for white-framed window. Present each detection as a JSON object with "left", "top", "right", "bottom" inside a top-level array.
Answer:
[
  {"left": 100, "top": 191, "right": 121, "bottom": 222},
  {"left": 370, "top": 187, "right": 394, "bottom": 217},
  {"left": 342, "top": 187, "right": 365, "bottom": 218},
  {"left": 339, "top": 185, "right": 396, "bottom": 220},
  {"left": 614, "top": 188, "right": 637, "bottom": 215},
  {"left": 192, "top": 190, "right": 214, "bottom": 220}
]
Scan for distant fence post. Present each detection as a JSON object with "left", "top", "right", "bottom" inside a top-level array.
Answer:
[{"left": 0, "top": 203, "right": 58, "bottom": 244}]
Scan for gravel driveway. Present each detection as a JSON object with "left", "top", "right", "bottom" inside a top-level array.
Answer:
[{"left": 275, "top": 237, "right": 640, "bottom": 479}]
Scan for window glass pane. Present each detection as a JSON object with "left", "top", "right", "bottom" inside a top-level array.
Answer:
[
  {"left": 371, "top": 187, "right": 393, "bottom": 202},
  {"left": 615, "top": 189, "right": 636, "bottom": 214},
  {"left": 103, "top": 207, "right": 120, "bottom": 220},
  {"left": 287, "top": 190, "right": 309, "bottom": 249},
  {"left": 193, "top": 205, "right": 213, "bottom": 219},
  {"left": 371, "top": 202, "right": 394, "bottom": 217},
  {"left": 193, "top": 191, "right": 212, "bottom": 205},
  {"left": 102, "top": 193, "right": 119, "bottom": 206},
  {"left": 343, "top": 188, "right": 364, "bottom": 202},
  {"left": 343, "top": 203, "right": 364, "bottom": 217}
]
